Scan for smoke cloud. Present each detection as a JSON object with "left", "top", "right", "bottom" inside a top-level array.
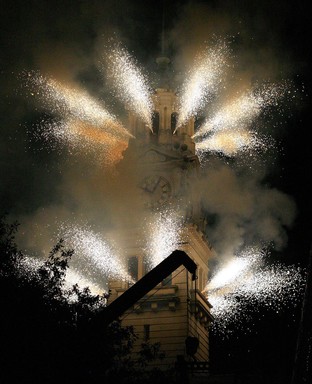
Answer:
[
  {"left": 195, "top": 158, "right": 297, "bottom": 260},
  {"left": 1, "top": 0, "right": 309, "bottom": 289}
]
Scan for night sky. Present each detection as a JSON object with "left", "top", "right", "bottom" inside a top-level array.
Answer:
[
  {"left": 1, "top": 0, "right": 311, "bottom": 378},
  {"left": 1, "top": 0, "right": 310, "bottom": 260}
]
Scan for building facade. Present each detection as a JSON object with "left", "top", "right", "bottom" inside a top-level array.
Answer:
[{"left": 107, "top": 86, "right": 215, "bottom": 372}]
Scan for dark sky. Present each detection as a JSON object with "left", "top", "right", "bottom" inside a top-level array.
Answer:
[
  {"left": 0, "top": 0, "right": 311, "bottom": 268},
  {"left": 0, "top": 0, "right": 311, "bottom": 378}
]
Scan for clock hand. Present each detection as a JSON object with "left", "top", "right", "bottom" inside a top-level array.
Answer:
[{"left": 152, "top": 176, "right": 161, "bottom": 193}]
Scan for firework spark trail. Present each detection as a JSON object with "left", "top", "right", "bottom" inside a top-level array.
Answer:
[
  {"left": 36, "top": 118, "right": 128, "bottom": 166},
  {"left": 195, "top": 129, "right": 267, "bottom": 157},
  {"left": 193, "top": 83, "right": 290, "bottom": 139},
  {"left": 175, "top": 43, "right": 229, "bottom": 131},
  {"left": 16, "top": 254, "right": 104, "bottom": 296},
  {"left": 16, "top": 254, "right": 42, "bottom": 281},
  {"left": 193, "top": 82, "right": 291, "bottom": 156},
  {"left": 24, "top": 71, "right": 130, "bottom": 165},
  {"left": 144, "top": 211, "right": 182, "bottom": 269},
  {"left": 25, "top": 71, "right": 130, "bottom": 138},
  {"left": 59, "top": 223, "right": 132, "bottom": 283},
  {"left": 19, "top": 43, "right": 302, "bottom": 319},
  {"left": 103, "top": 44, "right": 153, "bottom": 130},
  {"left": 193, "top": 91, "right": 261, "bottom": 139},
  {"left": 206, "top": 251, "right": 260, "bottom": 291},
  {"left": 65, "top": 268, "right": 105, "bottom": 295},
  {"left": 206, "top": 248, "right": 305, "bottom": 333}
]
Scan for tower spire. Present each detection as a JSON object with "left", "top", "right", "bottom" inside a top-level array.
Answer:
[
  {"left": 156, "top": 0, "right": 171, "bottom": 88},
  {"left": 161, "top": 1, "right": 165, "bottom": 56}
]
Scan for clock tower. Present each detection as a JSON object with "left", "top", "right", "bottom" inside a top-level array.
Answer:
[
  {"left": 107, "top": 84, "right": 215, "bottom": 375},
  {"left": 126, "top": 86, "right": 202, "bottom": 222}
]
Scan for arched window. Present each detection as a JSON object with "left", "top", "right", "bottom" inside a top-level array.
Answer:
[
  {"left": 152, "top": 111, "right": 160, "bottom": 135},
  {"left": 128, "top": 256, "right": 138, "bottom": 282},
  {"left": 171, "top": 112, "right": 178, "bottom": 133},
  {"left": 144, "top": 324, "right": 150, "bottom": 341}
]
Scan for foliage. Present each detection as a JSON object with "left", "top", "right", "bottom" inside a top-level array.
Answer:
[
  {"left": 0, "top": 216, "right": 172, "bottom": 383},
  {"left": 0, "top": 215, "right": 22, "bottom": 275}
]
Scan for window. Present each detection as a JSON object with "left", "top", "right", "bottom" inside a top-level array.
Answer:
[
  {"left": 143, "top": 324, "right": 150, "bottom": 341},
  {"left": 152, "top": 111, "right": 160, "bottom": 134},
  {"left": 198, "top": 268, "right": 203, "bottom": 291},
  {"left": 171, "top": 112, "right": 178, "bottom": 133},
  {"left": 128, "top": 256, "right": 138, "bottom": 282}
]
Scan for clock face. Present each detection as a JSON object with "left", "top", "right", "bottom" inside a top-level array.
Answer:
[{"left": 140, "top": 175, "right": 172, "bottom": 209}]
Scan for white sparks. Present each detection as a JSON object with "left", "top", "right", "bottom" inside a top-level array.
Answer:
[
  {"left": 206, "top": 248, "right": 305, "bottom": 334},
  {"left": 65, "top": 268, "right": 105, "bottom": 296},
  {"left": 36, "top": 118, "right": 128, "bottom": 166},
  {"left": 193, "top": 83, "right": 290, "bottom": 157},
  {"left": 193, "top": 91, "right": 261, "bottom": 138},
  {"left": 18, "top": 41, "right": 303, "bottom": 329},
  {"left": 25, "top": 71, "right": 130, "bottom": 138},
  {"left": 195, "top": 129, "right": 266, "bottom": 157},
  {"left": 104, "top": 44, "right": 153, "bottom": 129},
  {"left": 58, "top": 223, "right": 132, "bottom": 283},
  {"left": 176, "top": 42, "right": 229, "bottom": 130},
  {"left": 24, "top": 71, "right": 131, "bottom": 166},
  {"left": 144, "top": 211, "right": 182, "bottom": 268},
  {"left": 207, "top": 253, "right": 259, "bottom": 291}
]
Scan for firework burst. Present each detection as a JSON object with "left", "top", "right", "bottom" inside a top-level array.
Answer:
[
  {"left": 23, "top": 71, "right": 131, "bottom": 165},
  {"left": 102, "top": 43, "right": 153, "bottom": 130},
  {"left": 175, "top": 42, "right": 229, "bottom": 131},
  {"left": 194, "top": 82, "right": 291, "bottom": 156},
  {"left": 19, "top": 36, "right": 302, "bottom": 321},
  {"left": 144, "top": 210, "right": 183, "bottom": 269},
  {"left": 195, "top": 129, "right": 267, "bottom": 157},
  {"left": 25, "top": 71, "right": 130, "bottom": 136},
  {"left": 205, "top": 247, "right": 305, "bottom": 334},
  {"left": 58, "top": 223, "right": 132, "bottom": 285}
]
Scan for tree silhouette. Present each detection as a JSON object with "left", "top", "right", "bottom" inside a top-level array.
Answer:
[{"left": 0, "top": 215, "right": 171, "bottom": 383}]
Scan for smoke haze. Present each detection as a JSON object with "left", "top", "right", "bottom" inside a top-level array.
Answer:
[{"left": 1, "top": 0, "right": 310, "bottom": 287}]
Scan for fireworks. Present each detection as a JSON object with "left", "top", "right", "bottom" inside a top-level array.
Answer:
[
  {"left": 36, "top": 118, "right": 128, "bottom": 165},
  {"left": 64, "top": 268, "right": 105, "bottom": 296},
  {"left": 193, "top": 83, "right": 291, "bottom": 156},
  {"left": 206, "top": 251, "right": 259, "bottom": 292},
  {"left": 175, "top": 42, "right": 229, "bottom": 131},
  {"left": 205, "top": 247, "right": 305, "bottom": 334},
  {"left": 15, "top": 252, "right": 106, "bottom": 297},
  {"left": 195, "top": 129, "right": 266, "bottom": 157},
  {"left": 26, "top": 72, "right": 130, "bottom": 137},
  {"left": 102, "top": 44, "right": 153, "bottom": 130},
  {"left": 24, "top": 71, "right": 130, "bottom": 165},
  {"left": 23, "top": 43, "right": 292, "bottom": 161},
  {"left": 19, "top": 37, "right": 302, "bottom": 325},
  {"left": 144, "top": 211, "right": 182, "bottom": 269},
  {"left": 16, "top": 254, "right": 42, "bottom": 281},
  {"left": 194, "top": 84, "right": 289, "bottom": 139},
  {"left": 58, "top": 223, "right": 132, "bottom": 285}
]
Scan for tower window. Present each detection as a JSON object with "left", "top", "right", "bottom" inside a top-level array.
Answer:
[
  {"left": 152, "top": 111, "right": 160, "bottom": 135},
  {"left": 171, "top": 112, "right": 178, "bottom": 133},
  {"left": 128, "top": 256, "right": 138, "bottom": 282},
  {"left": 198, "top": 268, "right": 202, "bottom": 291},
  {"left": 144, "top": 324, "right": 150, "bottom": 341}
]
